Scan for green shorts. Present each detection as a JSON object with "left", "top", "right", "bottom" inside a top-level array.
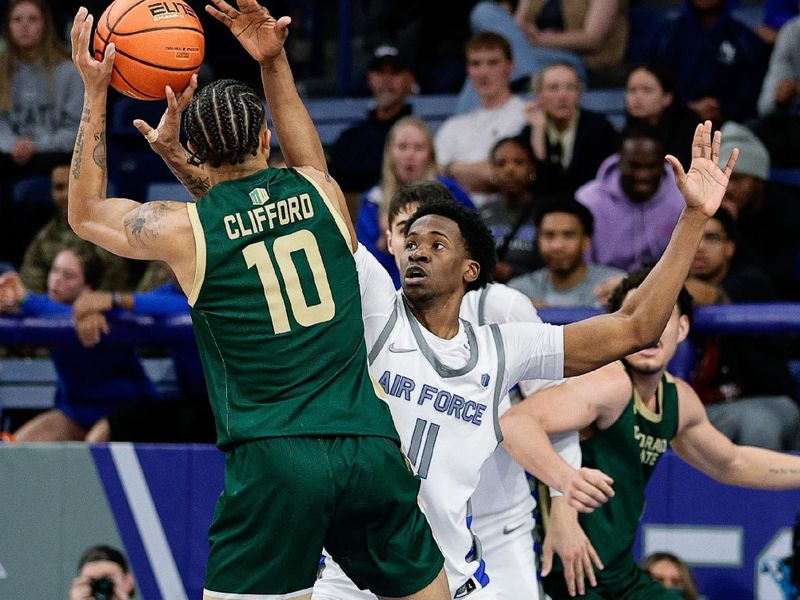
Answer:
[
  {"left": 543, "top": 554, "right": 683, "bottom": 599},
  {"left": 204, "top": 435, "right": 444, "bottom": 597}
]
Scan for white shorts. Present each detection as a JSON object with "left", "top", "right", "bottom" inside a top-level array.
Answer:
[
  {"left": 472, "top": 509, "right": 541, "bottom": 600},
  {"left": 313, "top": 554, "right": 498, "bottom": 600}
]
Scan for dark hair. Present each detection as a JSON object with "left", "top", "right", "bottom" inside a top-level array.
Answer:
[
  {"left": 388, "top": 181, "right": 456, "bottom": 228},
  {"left": 465, "top": 31, "right": 512, "bottom": 61},
  {"left": 626, "top": 62, "right": 676, "bottom": 96},
  {"left": 620, "top": 121, "right": 665, "bottom": 147},
  {"left": 710, "top": 206, "right": 739, "bottom": 243},
  {"left": 185, "top": 79, "right": 266, "bottom": 168},
  {"left": 535, "top": 197, "right": 594, "bottom": 236},
  {"left": 59, "top": 242, "right": 105, "bottom": 290},
  {"left": 77, "top": 545, "right": 129, "bottom": 574},
  {"left": 405, "top": 198, "right": 497, "bottom": 292},
  {"left": 607, "top": 266, "right": 693, "bottom": 323},
  {"left": 490, "top": 136, "right": 536, "bottom": 165}
]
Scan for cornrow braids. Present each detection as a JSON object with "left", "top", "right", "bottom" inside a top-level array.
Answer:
[{"left": 184, "top": 79, "right": 266, "bottom": 168}]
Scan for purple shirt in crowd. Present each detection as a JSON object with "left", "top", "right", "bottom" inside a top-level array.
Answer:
[{"left": 576, "top": 154, "right": 684, "bottom": 272}]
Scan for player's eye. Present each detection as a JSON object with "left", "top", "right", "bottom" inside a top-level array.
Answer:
[
  {"left": 406, "top": 241, "right": 417, "bottom": 251},
  {"left": 433, "top": 242, "right": 445, "bottom": 250}
]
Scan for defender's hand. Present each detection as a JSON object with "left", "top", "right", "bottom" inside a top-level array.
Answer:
[{"left": 666, "top": 121, "right": 738, "bottom": 219}]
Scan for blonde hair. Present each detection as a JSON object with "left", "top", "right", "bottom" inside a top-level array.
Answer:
[
  {"left": 0, "top": 0, "right": 69, "bottom": 111},
  {"left": 379, "top": 116, "right": 438, "bottom": 205}
]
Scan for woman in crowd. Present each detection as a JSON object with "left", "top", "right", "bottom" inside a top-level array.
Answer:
[
  {"left": 0, "top": 243, "right": 156, "bottom": 442},
  {"left": 642, "top": 552, "right": 701, "bottom": 600},
  {"left": 355, "top": 116, "right": 473, "bottom": 286},
  {"left": 625, "top": 62, "right": 699, "bottom": 171},
  {"left": 479, "top": 136, "right": 543, "bottom": 283},
  {"left": 0, "top": 0, "right": 84, "bottom": 265}
]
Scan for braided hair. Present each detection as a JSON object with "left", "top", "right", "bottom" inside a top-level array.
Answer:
[{"left": 185, "top": 79, "right": 266, "bottom": 168}]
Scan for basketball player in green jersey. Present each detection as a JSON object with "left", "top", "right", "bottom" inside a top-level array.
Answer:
[
  {"left": 67, "top": 2, "right": 450, "bottom": 599},
  {"left": 510, "top": 267, "right": 800, "bottom": 599}
]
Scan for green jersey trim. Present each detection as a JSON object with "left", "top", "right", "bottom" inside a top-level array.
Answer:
[{"left": 186, "top": 202, "right": 207, "bottom": 307}]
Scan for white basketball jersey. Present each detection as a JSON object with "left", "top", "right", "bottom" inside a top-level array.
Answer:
[
  {"left": 368, "top": 297, "right": 509, "bottom": 596},
  {"left": 460, "top": 284, "right": 539, "bottom": 521}
]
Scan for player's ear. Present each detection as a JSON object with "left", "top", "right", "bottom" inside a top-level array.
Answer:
[
  {"left": 463, "top": 259, "right": 480, "bottom": 285},
  {"left": 386, "top": 228, "right": 395, "bottom": 256},
  {"left": 676, "top": 313, "right": 690, "bottom": 343}
]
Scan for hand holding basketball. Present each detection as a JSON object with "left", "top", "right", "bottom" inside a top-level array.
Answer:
[
  {"left": 206, "top": 0, "right": 291, "bottom": 65},
  {"left": 71, "top": 7, "right": 115, "bottom": 93},
  {"left": 133, "top": 74, "right": 198, "bottom": 155}
]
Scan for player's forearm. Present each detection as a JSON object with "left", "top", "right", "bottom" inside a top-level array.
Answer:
[
  {"left": 715, "top": 445, "right": 800, "bottom": 490},
  {"left": 501, "top": 411, "right": 577, "bottom": 494},
  {"left": 445, "top": 161, "right": 494, "bottom": 192},
  {"left": 621, "top": 208, "right": 706, "bottom": 346},
  {"left": 260, "top": 50, "right": 326, "bottom": 171},
  {"left": 68, "top": 90, "right": 110, "bottom": 235},
  {"left": 159, "top": 145, "right": 209, "bottom": 200}
]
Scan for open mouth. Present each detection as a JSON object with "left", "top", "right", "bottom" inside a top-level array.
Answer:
[{"left": 404, "top": 265, "right": 427, "bottom": 281}]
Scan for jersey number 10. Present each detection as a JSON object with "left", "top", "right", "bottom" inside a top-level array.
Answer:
[{"left": 243, "top": 229, "right": 336, "bottom": 334}]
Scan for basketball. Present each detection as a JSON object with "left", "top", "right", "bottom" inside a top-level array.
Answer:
[{"left": 93, "top": 0, "right": 205, "bottom": 101}]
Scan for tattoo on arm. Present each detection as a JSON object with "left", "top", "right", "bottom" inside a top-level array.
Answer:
[
  {"left": 768, "top": 468, "right": 800, "bottom": 475},
  {"left": 167, "top": 162, "right": 210, "bottom": 198},
  {"left": 92, "top": 131, "right": 107, "bottom": 169},
  {"left": 123, "top": 201, "right": 171, "bottom": 248}
]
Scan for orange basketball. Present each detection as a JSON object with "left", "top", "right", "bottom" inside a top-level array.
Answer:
[{"left": 94, "top": 0, "right": 204, "bottom": 101}]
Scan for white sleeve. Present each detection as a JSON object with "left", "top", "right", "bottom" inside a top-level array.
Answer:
[
  {"left": 354, "top": 245, "right": 399, "bottom": 349},
  {"left": 434, "top": 119, "right": 458, "bottom": 166},
  {"left": 482, "top": 283, "right": 543, "bottom": 325},
  {"left": 500, "top": 322, "right": 565, "bottom": 384},
  {"left": 548, "top": 431, "right": 582, "bottom": 497}
]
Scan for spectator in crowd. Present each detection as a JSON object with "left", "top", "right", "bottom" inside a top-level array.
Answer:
[
  {"left": 460, "top": 0, "right": 629, "bottom": 112},
  {"left": 0, "top": 243, "right": 156, "bottom": 442},
  {"left": 0, "top": 0, "right": 84, "bottom": 265},
  {"left": 479, "top": 136, "right": 543, "bottom": 282},
  {"left": 361, "top": 1, "right": 472, "bottom": 94},
  {"left": 70, "top": 544, "right": 135, "bottom": 600},
  {"left": 718, "top": 121, "right": 800, "bottom": 299},
  {"left": 71, "top": 264, "right": 214, "bottom": 444},
  {"left": 522, "top": 62, "right": 618, "bottom": 195},
  {"left": 576, "top": 123, "right": 685, "bottom": 271},
  {"left": 641, "top": 552, "right": 701, "bottom": 600},
  {"left": 649, "top": 0, "right": 770, "bottom": 123},
  {"left": 687, "top": 208, "right": 800, "bottom": 451},
  {"left": 625, "top": 63, "right": 699, "bottom": 171},
  {"left": 18, "top": 162, "right": 135, "bottom": 293},
  {"left": 328, "top": 45, "right": 416, "bottom": 200},
  {"left": 356, "top": 116, "right": 473, "bottom": 287},
  {"left": 754, "top": 0, "right": 799, "bottom": 46},
  {"left": 508, "top": 198, "right": 624, "bottom": 308},
  {"left": 435, "top": 32, "right": 528, "bottom": 207},
  {"left": 758, "top": 14, "right": 800, "bottom": 115}
]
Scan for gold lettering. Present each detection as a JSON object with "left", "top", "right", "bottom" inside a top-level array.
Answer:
[
  {"left": 235, "top": 213, "right": 253, "bottom": 236},
  {"left": 224, "top": 215, "right": 240, "bottom": 240},
  {"left": 253, "top": 206, "right": 267, "bottom": 232}
]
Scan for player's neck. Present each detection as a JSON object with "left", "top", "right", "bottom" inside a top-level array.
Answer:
[
  {"left": 208, "top": 155, "right": 269, "bottom": 186},
  {"left": 630, "top": 369, "right": 663, "bottom": 409},
  {"left": 406, "top": 295, "right": 463, "bottom": 339}
]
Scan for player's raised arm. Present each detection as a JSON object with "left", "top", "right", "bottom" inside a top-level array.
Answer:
[
  {"left": 671, "top": 378, "right": 800, "bottom": 489},
  {"left": 67, "top": 8, "right": 190, "bottom": 264},
  {"left": 561, "top": 122, "right": 739, "bottom": 377},
  {"left": 205, "top": 0, "right": 326, "bottom": 171}
]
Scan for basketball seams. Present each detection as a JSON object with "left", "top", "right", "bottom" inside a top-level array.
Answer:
[
  {"left": 108, "top": 0, "right": 149, "bottom": 36},
  {"left": 113, "top": 45, "right": 203, "bottom": 71},
  {"left": 111, "top": 64, "right": 161, "bottom": 99},
  {"left": 100, "top": 25, "right": 204, "bottom": 36}
]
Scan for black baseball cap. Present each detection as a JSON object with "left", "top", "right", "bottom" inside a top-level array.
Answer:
[{"left": 368, "top": 45, "right": 413, "bottom": 73}]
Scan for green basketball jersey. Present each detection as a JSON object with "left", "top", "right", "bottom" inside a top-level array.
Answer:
[
  {"left": 186, "top": 167, "right": 398, "bottom": 448},
  {"left": 572, "top": 364, "right": 680, "bottom": 568}
]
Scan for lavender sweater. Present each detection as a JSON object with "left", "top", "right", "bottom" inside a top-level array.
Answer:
[{"left": 576, "top": 154, "right": 684, "bottom": 271}]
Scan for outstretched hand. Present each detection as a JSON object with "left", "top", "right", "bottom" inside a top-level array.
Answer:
[
  {"left": 665, "top": 121, "right": 738, "bottom": 218},
  {"left": 206, "top": 0, "right": 291, "bottom": 65},
  {"left": 133, "top": 74, "right": 198, "bottom": 156},
  {"left": 70, "top": 7, "right": 115, "bottom": 92}
]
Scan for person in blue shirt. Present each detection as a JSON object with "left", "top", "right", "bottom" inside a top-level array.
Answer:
[
  {"left": 0, "top": 242, "right": 156, "bottom": 441},
  {"left": 356, "top": 116, "right": 474, "bottom": 287}
]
